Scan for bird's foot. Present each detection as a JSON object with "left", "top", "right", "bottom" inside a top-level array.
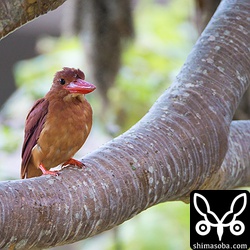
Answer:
[
  {"left": 39, "top": 164, "right": 59, "bottom": 176},
  {"left": 62, "top": 158, "right": 84, "bottom": 168}
]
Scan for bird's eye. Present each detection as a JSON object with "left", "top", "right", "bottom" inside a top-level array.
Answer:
[{"left": 59, "top": 78, "right": 66, "bottom": 85}]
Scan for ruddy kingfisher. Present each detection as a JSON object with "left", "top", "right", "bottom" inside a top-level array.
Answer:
[{"left": 21, "top": 67, "right": 96, "bottom": 178}]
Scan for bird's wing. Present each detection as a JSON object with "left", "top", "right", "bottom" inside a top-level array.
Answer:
[{"left": 21, "top": 98, "right": 49, "bottom": 178}]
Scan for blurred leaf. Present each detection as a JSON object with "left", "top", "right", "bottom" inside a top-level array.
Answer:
[
  {"left": 108, "top": 0, "right": 195, "bottom": 132},
  {"left": 108, "top": 202, "right": 190, "bottom": 250},
  {"left": 14, "top": 36, "right": 83, "bottom": 99},
  {"left": 0, "top": 125, "right": 21, "bottom": 152}
]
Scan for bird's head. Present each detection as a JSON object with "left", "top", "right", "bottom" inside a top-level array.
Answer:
[{"left": 52, "top": 67, "right": 96, "bottom": 95}]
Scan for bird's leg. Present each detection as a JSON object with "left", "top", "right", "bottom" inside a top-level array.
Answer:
[
  {"left": 39, "top": 163, "right": 59, "bottom": 176},
  {"left": 62, "top": 158, "right": 84, "bottom": 168}
]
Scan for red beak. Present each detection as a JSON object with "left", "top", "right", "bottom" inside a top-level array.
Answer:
[{"left": 64, "top": 79, "right": 96, "bottom": 94}]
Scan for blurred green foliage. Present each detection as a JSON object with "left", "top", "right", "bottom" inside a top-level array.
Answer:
[
  {"left": 109, "top": 0, "right": 195, "bottom": 131},
  {"left": 14, "top": 37, "right": 83, "bottom": 99},
  {"left": 0, "top": 125, "right": 20, "bottom": 152},
  {"left": 112, "top": 202, "right": 190, "bottom": 250}
]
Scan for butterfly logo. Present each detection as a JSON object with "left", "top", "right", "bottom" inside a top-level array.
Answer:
[{"left": 193, "top": 193, "right": 247, "bottom": 241}]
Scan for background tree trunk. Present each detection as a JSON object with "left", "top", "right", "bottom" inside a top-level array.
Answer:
[
  {"left": 195, "top": 0, "right": 221, "bottom": 34},
  {"left": 61, "top": 0, "right": 134, "bottom": 123},
  {"left": 0, "top": 0, "right": 250, "bottom": 249}
]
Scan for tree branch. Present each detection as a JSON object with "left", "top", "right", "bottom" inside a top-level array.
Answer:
[
  {"left": 211, "top": 121, "right": 250, "bottom": 190},
  {"left": 0, "top": 0, "right": 250, "bottom": 249},
  {"left": 0, "top": 121, "right": 249, "bottom": 250},
  {"left": 0, "top": 0, "right": 66, "bottom": 39}
]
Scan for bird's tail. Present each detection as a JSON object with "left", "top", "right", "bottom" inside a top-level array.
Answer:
[{"left": 21, "top": 163, "right": 42, "bottom": 179}]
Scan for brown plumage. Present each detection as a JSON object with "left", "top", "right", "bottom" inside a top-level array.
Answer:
[{"left": 21, "top": 67, "right": 96, "bottom": 178}]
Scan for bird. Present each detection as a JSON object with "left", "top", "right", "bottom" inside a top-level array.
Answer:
[{"left": 21, "top": 67, "right": 96, "bottom": 178}]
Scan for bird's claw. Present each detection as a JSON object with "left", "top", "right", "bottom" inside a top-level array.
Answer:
[
  {"left": 62, "top": 158, "right": 85, "bottom": 168},
  {"left": 39, "top": 164, "right": 60, "bottom": 176},
  {"left": 43, "top": 170, "right": 60, "bottom": 176}
]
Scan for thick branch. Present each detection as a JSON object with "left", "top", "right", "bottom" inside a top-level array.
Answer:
[
  {"left": 0, "top": 0, "right": 250, "bottom": 249},
  {"left": 0, "top": 0, "right": 66, "bottom": 39},
  {"left": 0, "top": 121, "right": 249, "bottom": 249},
  {"left": 207, "top": 120, "right": 250, "bottom": 190}
]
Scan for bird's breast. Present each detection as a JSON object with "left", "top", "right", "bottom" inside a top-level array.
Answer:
[{"left": 35, "top": 96, "right": 92, "bottom": 168}]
